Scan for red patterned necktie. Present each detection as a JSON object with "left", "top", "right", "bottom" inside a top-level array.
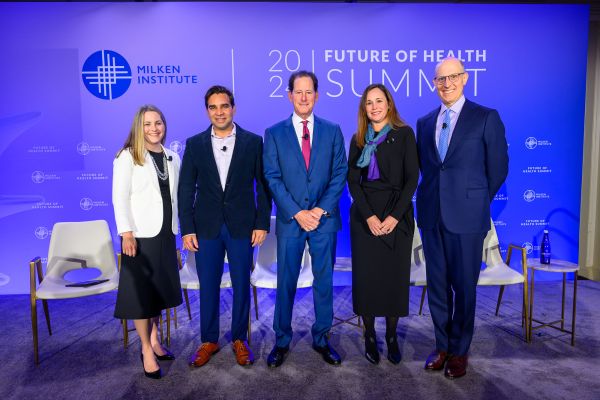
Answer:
[{"left": 301, "top": 120, "right": 311, "bottom": 170}]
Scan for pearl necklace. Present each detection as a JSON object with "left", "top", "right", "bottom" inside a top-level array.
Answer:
[{"left": 150, "top": 152, "right": 169, "bottom": 181}]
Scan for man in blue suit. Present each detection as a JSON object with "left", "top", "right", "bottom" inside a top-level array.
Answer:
[
  {"left": 178, "top": 85, "right": 271, "bottom": 367},
  {"left": 416, "top": 58, "right": 508, "bottom": 379},
  {"left": 263, "top": 71, "right": 348, "bottom": 367}
]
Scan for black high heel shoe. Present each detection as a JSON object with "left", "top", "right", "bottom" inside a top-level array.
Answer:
[
  {"left": 386, "top": 335, "right": 401, "bottom": 365},
  {"left": 364, "top": 335, "right": 380, "bottom": 365},
  {"left": 154, "top": 347, "right": 175, "bottom": 361},
  {"left": 140, "top": 353, "right": 162, "bottom": 379}
]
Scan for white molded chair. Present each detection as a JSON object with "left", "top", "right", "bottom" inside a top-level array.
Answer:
[
  {"left": 29, "top": 220, "right": 119, "bottom": 365},
  {"left": 251, "top": 216, "right": 313, "bottom": 319},
  {"left": 179, "top": 250, "right": 232, "bottom": 320},
  {"left": 179, "top": 250, "right": 252, "bottom": 342},
  {"left": 414, "top": 220, "right": 529, "bottom": 340},
  {"left": 478, "top": 222, "right": 529, "bottom": 340}
]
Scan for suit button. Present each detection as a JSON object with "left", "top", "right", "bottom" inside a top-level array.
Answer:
[
  {"left": 440, "top": 165, "right": 445, "bottom": 171},
  {"left": 304, "top": 198, "right": 308, "bottom": 201}
]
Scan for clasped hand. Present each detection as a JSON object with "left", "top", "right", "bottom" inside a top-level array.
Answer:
[
  {"left": 294, "top": 207, "right": 324, "bottom": 232},
  {"left": 366, "top": 215, "right": 398, "bottom": 236}
]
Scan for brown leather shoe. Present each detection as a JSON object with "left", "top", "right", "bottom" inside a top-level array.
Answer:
[
  {"left": 190, "top": 342, "right": 219, "bottom": 367},
  {"left": 424, "top": 350, "right": 448, "bottom": 370},
  {"left": 445, "top": 355, "right": 468, "bottom": 379},
  {"left": 232, "top": 340, "right": 254, "bottom": 366}
]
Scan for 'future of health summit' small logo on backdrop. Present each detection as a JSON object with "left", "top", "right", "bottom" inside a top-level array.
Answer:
[{"left": 82, "top": 50, "right": 132, "bottom": 100}]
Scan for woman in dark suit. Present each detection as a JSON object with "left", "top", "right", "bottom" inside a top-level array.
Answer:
[
  {"left": 347, "top": 84, "right": 419, "bottom": 364},
  {"left": 112, "top": 105, "right": 182, "bottom": 379}
]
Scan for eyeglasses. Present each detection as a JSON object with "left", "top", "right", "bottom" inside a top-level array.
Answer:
[{"left": 432, "top": 72, "right": 465, "bottom": 86}]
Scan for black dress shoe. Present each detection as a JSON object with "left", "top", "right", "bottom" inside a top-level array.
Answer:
[
  {"left": 154, "top": 348, "right": 175, "bottom": 361},
  {"left": 140, "top": 353, "right": 161, "bottom": 379},
  {"left": 364, "top": 335, "right": 380, "bottom": 365},
  {"left": 386, "top": 335, "right": 401, "bottom": 365},
  {"left": 312, "top": 342, "right": 341, "bottom": 365},
  {"left": 267, "top": 346, "right": 288, "bottom": 368}
]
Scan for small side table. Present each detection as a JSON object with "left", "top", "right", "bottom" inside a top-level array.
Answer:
[{"left": 527, "top": 259, "right": 578, "bottom": 345}]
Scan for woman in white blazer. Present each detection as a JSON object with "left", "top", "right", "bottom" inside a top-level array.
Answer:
[{"left": 112, "top": 105, "right": 182, "bottom": 379}]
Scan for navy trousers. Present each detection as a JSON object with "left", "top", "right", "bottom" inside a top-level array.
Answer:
[
  {"left": 273, "top": 231, "right": 336, "bottom": 348},
  {"left": 195, "top": 224, "right": 252, "bottom": 343},
  {"left": 421, "top": 222, "right": 486, "bottom": 356}
]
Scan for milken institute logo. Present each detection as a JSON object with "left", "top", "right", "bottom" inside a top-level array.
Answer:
[{"left": 82, "top": 50, "right": 132, "bottom": 100}]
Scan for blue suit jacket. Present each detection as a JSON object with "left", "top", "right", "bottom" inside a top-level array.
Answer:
[
  {"left": 178, "top": 125, "right": 271, "bottom": 239},
  {"left": 416, "top": 99, "right": 508, "bottom": 234},
  {"left": 263, "top": 115, "right": 348, "bottom": 238}
]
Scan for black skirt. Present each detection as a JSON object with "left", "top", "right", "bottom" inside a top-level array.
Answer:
[
  {"left": 114, "top": 151, "right": 182, "bottom": 319},
  {"left": 350, "top": 182, "right": 413, "bottom": 317}
]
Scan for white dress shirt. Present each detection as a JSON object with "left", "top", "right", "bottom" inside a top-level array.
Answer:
[
  {"left": 211, "top": 123, "right": 237, "bottom": 190},
  {"left": 292, "top": 112, "right": 314, "bottom": 148}
]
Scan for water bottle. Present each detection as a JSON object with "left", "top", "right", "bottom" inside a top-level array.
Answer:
[{"left": 540, "top": 229, "right": 551, "bottom": 264}]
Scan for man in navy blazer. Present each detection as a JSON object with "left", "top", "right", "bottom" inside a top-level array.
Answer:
[
  {"left": 263, "top": 71, "right": 348, "bottom": 367},
  {"left": 178, "top": 86, "right": 271, "bottom": 367},
  {"left": 416, "top": 58, "right": 508, "bottom": 379}
]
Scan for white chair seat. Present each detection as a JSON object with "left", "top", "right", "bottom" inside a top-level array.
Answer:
[
  {"left": 333, "top": 256, "right": 352, "bottom": 272},
  {"left": 251, "top": 216, "right": 313, "bottom": 289},
  {"left": 478, "top": 262, "right": 525, "bottom": 285},
  {"left": 410, "top": 262, "right": 427, "bottom": 286},
  {"left": 180, "top": 252, "right": 233, "bottom": 290},
  {"left": 251, "top": 249, "right": 313, "bottom": 289},
  {"left": 36, "top": 272, "right": 119, "bottom": 299}
]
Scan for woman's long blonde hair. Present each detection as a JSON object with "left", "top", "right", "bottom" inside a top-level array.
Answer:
[
  {"left": 355, "top": 84, "right": 405, "bottom": 149},
  {"left": 116, "top": 105, "right": 167, "bottom": 165}
]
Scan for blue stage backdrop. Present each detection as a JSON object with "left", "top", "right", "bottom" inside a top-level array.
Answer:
[{"left": 0, "top": 2, "right": 589, "bottom": 293}]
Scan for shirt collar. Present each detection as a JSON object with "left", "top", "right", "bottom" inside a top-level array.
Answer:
[
  {"left": 211, "top": 122, "right": 237, "bottom": 139},
  {"left": 292, "top": 112, "right": 314, "bottom": 128},
  {"left": 440, "top": 95, "right": 466, "bottom": 116}
]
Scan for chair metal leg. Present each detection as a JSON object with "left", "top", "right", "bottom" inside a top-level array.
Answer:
[
  {"left": 528, "top": 268, "right": 535, "bottom": 343},
  {"left": 29, "top": 258, "right": 41, "bottom": 365},
  {"left": 159, "top": 313, "right": 164, "bottom": 344},
  {"left": 495, "top": 285, "right": 506, "bottom": 316},
  {"left": 166, "top": 309, "right": 171, "bottom": 348},
  {"left": 247, "top": 309, "right": 252, "bottom": 345},
  {"left": 252, "top": 286, "right": 259, "bottom": 320},
  {"left": 183, "top": 289, "right": 192, "bottom": 320},
  {"left": 419, "top": 286, "right": 427, "bottom": 315},
  {"left": 122, "top": 319, "right": 129, "bottom": 348},
  {"left": 41, "top": 300, "right": 51, "bottom": 335},
  {"left": 572, "top": 273, "right": 578, "bottom": 346},
  {"left": 561, "top": 273, "right": 566, "bottom": 330},
  {"left": 31, "top": 297, "right": 39, "bottom": 365}
]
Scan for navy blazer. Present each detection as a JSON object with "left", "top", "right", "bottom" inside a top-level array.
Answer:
[
  {"left": 263, "top": 115, "right": 348, "bottom": 238},
  {"left": 416, "top": 99, "right": 508, "bottom": 234},
  {"left": 178, "top": 125, "right": 271, "bottom": 239}
]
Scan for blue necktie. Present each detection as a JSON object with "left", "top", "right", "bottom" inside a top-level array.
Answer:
[{"left": 438, "top": 109, "right": 451, "bottom": 161}]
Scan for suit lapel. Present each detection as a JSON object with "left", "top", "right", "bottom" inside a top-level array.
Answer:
[
  {"left": 161, "top": 145, "right": 176, "bottom": 196},
  {"left": 200, "top": 130, "right": 222, "bottom": 189},
  {"left": 427, "top": 107, "right": 442, "bottom": 164},
  {"left": 224, "top": 128, "right": 246, "bottom": 191},
  {"left": 308, "top": 116, "right": 323, "bottom": 175},
  {"left": 445, "top": 100, "right": 474, "bottom": 160},
  {"left": 284, "top": 117, "right": 307, "bottom": 175},
  {"left": 144, "top": 152, "right": 160, "bottom": 192}
]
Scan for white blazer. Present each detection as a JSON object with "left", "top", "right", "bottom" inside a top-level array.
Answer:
[{"left": 112, "top": 146, "right": 180, "bottom": 238}]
